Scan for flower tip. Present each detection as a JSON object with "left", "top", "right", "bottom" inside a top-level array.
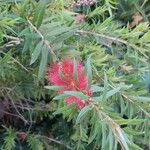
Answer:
[{"left": 87, "top": 90, "right": 93, "bottom": 97}]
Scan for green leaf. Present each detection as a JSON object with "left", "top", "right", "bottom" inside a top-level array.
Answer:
[
  {"left": 64, "top": 91, "right": 88, "bottom": 100},
  {"left": 38, "top": 44, "right": 49, "bottom": 79},
  {"left": 33, "top": 2, "right": 46, "bottom": 28},
  {"left": 30, "top": 41, "right": 43, "bottom": 65},
  {"left": 37, "top": 4, "right": 45, "bottom": 28},
  {"left": 53, "top": 94, "right": 69, "bottom": 101},
  {"left": 52, "top": 30, "right": 74, "bottom": 43},
  {"left": 53, "top": 91, "right": 88, "bottom": 100},
  {"left": 76, "top": 105, "right": 92, "bottom": 124},
  {"left": 86, "top": 57, "right": 93, "bottom": 87},
  {"left": 90, "top": 85, "right": 104, "bottom": 92},
  {"left": 88, "top": 120, "right": 101, "bottom": 144},
  {"left": 44, "top": 85, "right": 64, "bottom": 91},
  {"left": 97, "top": 87, "right": 121, "bottom": 101},
  {"left": 1, "top": 51, "right": 12, "bottom": 63},
  {"left": 2, "top": 128, "right": 16, "bottom": 150},
  {"left": 106, "top": 87, "right": 121, "bottom": 98},
  {"left": 27, "top": 134, "right": 43, "bottom": 150},
  {"left": 115, "top": 118, "right": 145, "bottom": 126},
  {"left": 124, "top": 127, "right": 145, "bottom": 136},
  {"left": 102, "top": 73, "right": 108, "bottom": 101},
  {"left": 119, "top": 132, "right": 130, "bottom": 150},
  {"left": 128, "top": 96, "right": 150, "bottom": 102},
  {"left": 47, "top": 26, "right": 70, "bottom": 37},
  {"left": 109, "top": 130, "right": 114, "bottom": 150}
]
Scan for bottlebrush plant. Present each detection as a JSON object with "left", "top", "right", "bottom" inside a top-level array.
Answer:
[{"left": 0, "top": 0, "right": 150, "bottom": 150}]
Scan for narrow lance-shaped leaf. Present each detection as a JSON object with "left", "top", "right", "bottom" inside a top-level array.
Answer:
[
  {"left": 102, "top": 73, "right": 108, "bottom": 101},
  {"left": 109, "top": 130, "right": 114, "bottom": 150},
  {"left": 64, "top": 91, "right": 88, "bottom": 99},
  {"left": 44, "top": 85, "right": 64, "bottom": 91},
  {"left": 76, "top": 105, "right": 92, "bottom": 124},
  {"left": 53, "top": 91, "right": 88, "bottom": 100},
  {"left": 92, "top": 86, "right": 121, "bottom": 101},
  {"left": 33, "top": 2, "right": 46, "bottom": 28},
  {"left": 48, "top": 26, "right": 70, "bottom": 37},
  {"left": 105, "top": 87, "right": 121, "bottom": 99},
  {"left": 36, "top": 3, "right": 45, "bottom": 28},
  {"left": 53, "top": 94, "right": 68, "bottom": 101},
  {"left": 88, "top": 119, "right": 101, "bottom": 144},
  {"left": 30, "top": 41, "right": 43, "bottom": 65},
  {"left": 86, "top": 57, "right": 93, "bottom": 87},
  {"left": 128, "top": 96, "right": 150, "bottom": 102},
  {"left": 38, "top": 44, "right": 49, "bottom": 79},
  {"left": 52, "top": 30, "right": 74, "bottom": 43},
  {"left": 90, "top": 85, "right": 104, "bottom": 93}
]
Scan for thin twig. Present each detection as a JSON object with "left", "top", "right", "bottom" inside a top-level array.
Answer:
[
  {"left": 88, "top": 99, "right": 128, "bottom": 150},
  {"left": 0, "top": 51, "right": 29, "bottom": 72},
  {"left": 0, "top": 110, "right": 29, "bottom": 121},
  {"left": 121, "top": 94, "right": 150, "bottom": 118},
  {"left": 20, "top": 99, "right": 33, "bottom": 132},
  {"left": 14, "top": 105, "right": 51, "bottom": 112},
  {"left": 0, "top": 50, "right": 38, "bottom": 78},
  {"left": 1, "top": 35, "right": 24, "bottom": 48},
  {"left": 0, "top": 87, "right": 49, "bottom": 112},
  {"left": 109, "top": 80, "right": 150, "bottom": 118},
  {"left": 6, "top": 85, "right": 28, "bottom": 124},
  {"left": 5, "top": 35, "right": 23, "bottom": 42},
  {"left": 141, "top": 0, "right": 148, "bottom": 9},
  {"left": 1, "top": 110, "right": 35, "bottom": 124},
  {"left": 39, "top": 135, "right": 73, "bottom": 150}
]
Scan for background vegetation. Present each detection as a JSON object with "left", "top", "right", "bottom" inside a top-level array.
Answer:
[{"left": 0, "top": 0, "right": 150, "bottom": 149}]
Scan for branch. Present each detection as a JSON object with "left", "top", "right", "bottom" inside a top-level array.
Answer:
[
  {"left": 76, "top": 30, "right": 148, "bottom": 59},
  {"left": 39, "top": 135, "right": 73, "bottom": 150},
  {"left": 108, "top": 80, "right": 150, "bottom": 118},
  {"left": 0, "top": 110, "right": 32, "bottom": 122},
  {"left": 5, "top": 35, "right": 23, "bottom": 41},
  {"left": 95, "top": 73, "right": 150, "bottom": 118},
  {"left": 89, "top": 99, "right": 130, "bottom": 150},
  {"left": 6, "top": 86, "right": 28, "bottom": 124},
  {"left": 2, "top": 35, "right": 24, "bottom": 48},
  {"left": 141, "top": 0, "right": 148, "bottom": 9},
  {"left": 121, "top": 94, "right": 150, "bottom": 118}
]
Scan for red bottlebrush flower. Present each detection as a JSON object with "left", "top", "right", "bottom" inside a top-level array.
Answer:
[
  {"left": 48, "top": 59, "right": 88, "bottom": 92},
  {"left": 87, "top": 90, "right": 93, "bottom": 97},
  {"left": 48, "top": 58, "right": 92, "bottom": 109}
]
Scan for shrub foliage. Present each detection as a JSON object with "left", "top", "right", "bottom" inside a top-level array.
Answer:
[{"left": 0, "top": 0, "right": 150, "bottom": 149}]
